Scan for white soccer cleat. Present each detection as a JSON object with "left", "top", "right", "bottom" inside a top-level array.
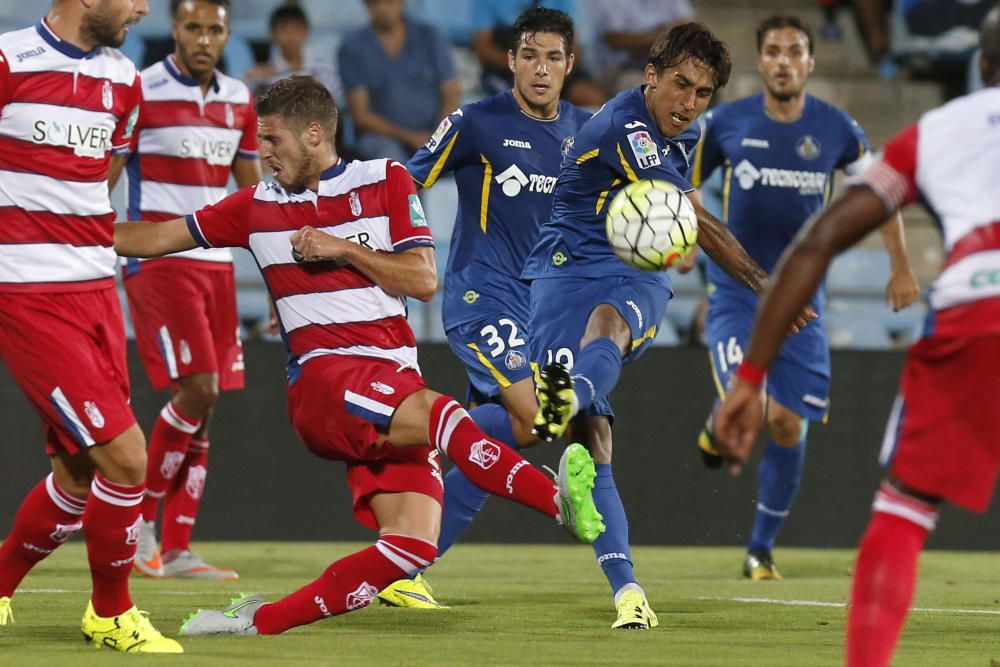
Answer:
[
  {"left": 162, "top": 550, "right": 238, "bottom": 580},
  {"left": 133, "top": 520, "right": 163, "bottom": 578},
  {"left": 179, "top": 594, "right": 265, "bottom": 636}
]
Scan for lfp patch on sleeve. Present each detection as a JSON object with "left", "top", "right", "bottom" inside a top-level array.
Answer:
[
  {"left": 627, "top": 130, "right": 661, "bottom": 169},
  {"left": 425, "top": 117, "right": 452, "bottom": 153},
  {"left": 408, "top": 194, "right": 428, "bottom": 227}
]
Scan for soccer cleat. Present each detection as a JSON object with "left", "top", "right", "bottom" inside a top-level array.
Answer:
[
  {"left": 81, "top": 601, "right": 183, "bottom": 653},
  {"left": 133, "top": 520, "right": 163, "bottom": 578},
  {"left": 533, "top": 362, "right": 577, "bottom": 442},
  {"left": 555, "top": 443, "right": 605, "bottom": 543},
  {"left": 162, "top": 550, "right": 239, "bottom": 580},
  {"left": 179, "top": 594, "right": 265, "bottom": 636},
  {"left": 611, "top": 590, "right": 659, "bottom": 630},
  {"left": 698, "top": 414, "right": 724, "bottom": 469},
  {"left": 743, "top": 551, "right": 783, "bottom": 580},
  {"left": 0, "top": 596, "right": 12, "bottom": 626},
  {"left": 377, "top": 574, "right": 448, "bottom": 609}
]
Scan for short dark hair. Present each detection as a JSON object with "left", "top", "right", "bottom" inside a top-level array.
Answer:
[
  {"left": 510, "top": 7, "right": 575, "bottom": 54},
  {"left": 648, "top": 23, "right": 732, "bottom": 92},
  {"left": 756, "top": 15, "right": 814, "bottom": 55},
  {"left": 170, "top": 0, "right": 231, "bottom": 19},
  {"left": 255, "top": 75, "right": 338, "bottom": 144},
  {"left": 270, "top": 4, "right": 309, "bottom": 32}
]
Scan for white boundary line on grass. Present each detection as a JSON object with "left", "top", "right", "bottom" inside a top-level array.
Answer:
[
  {"left": 696, "top": 596, "right": 1000, "bottom": 616},
  {"left": 17, "top": 588, "right": 280, "bottom": 596}
]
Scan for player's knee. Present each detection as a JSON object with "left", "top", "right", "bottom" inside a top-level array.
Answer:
[
  {"left": 767, "top": 409, "right": 803, "bottom": 445},
  {"left": 53, "top": 469, "right": 93, "bottom": 500},
  {"left": 93, "top": 427, "right": 148, "bottom": 486},
  {"left": 177, "top": 374, "right": 220, "bottom": 417},
  {"left": 508, "top": 409, "right": 539, "bottom": 446}
]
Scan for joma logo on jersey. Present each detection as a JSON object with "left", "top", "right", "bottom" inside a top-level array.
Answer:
[
  {"left": 179, "top": 138, "right": 237, "bottom": 166},
  {"left": 494, "top": 164, "right": 556, "bottom": 196},
  {"left": 32, "top": 120, "right": 110, "bottom": 158},
  {"left": 733, "top": 159, "right": 826, "bottom": 195},
  {"left": 16, "top": 46, "right": 45, "bottom": 62},
  {"left": 502, "top": 138, "right": 532, "bottom": 149}
]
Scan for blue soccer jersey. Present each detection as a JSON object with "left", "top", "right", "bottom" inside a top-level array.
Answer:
[{"left": 522, "top": 86, "right": 702, "bottom": 286}]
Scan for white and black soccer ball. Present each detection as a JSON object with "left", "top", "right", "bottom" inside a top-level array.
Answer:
[{"left": 605, "top": 179, "right": 698, "bottom": 271}]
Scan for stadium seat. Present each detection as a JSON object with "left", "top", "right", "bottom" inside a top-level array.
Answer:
[
  {"left": 825, "top": 299, "right": 894, "bottom": 350},
  {"left": 827, "top": 248, "right": 892, "bottom": 296}
]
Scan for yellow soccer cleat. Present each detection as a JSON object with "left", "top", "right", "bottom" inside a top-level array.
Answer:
[
  {"left": 532, "top": 362, "right": 578, "bottom": 442},
  {"left": 744, "top": 551, "right": 783, "bottom": 581},
  {"left": 612, "top": 590, "right": 659, "bottom": 630},
  {"left": 81, "top": 601, "right": 183, "bottom": 653},
  {"left": 0, "top": 596, "right": 12, "bottom": 626},
  {"left": 377, "top": 574, "right": 448, "bottom": 609}
]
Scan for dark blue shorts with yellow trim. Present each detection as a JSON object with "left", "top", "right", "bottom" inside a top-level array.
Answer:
[
  {"left": 529, "top": 274, "right": 671, "bottom": 418},
  {"left": 445, "top": 307, "right": 534, "bottom": 405}
]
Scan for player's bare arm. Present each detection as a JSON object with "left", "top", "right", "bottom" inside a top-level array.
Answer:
[
  {"left": 290, "top": 226, "right": 437, "bottom": 301},
  {"left": 114, "top": 218, "right": 198, "bottom": 258},
  {"left": 108, "top": 154, "right": 127, "bottom": 192},
  {"left": 714, "top": 184, "right": 892, "bottom": 462},
  {"left": 878, "top": 211, "right": 920, "bottom": 311}
]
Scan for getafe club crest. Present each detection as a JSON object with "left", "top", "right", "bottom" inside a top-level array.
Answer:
[
  {"left": 349, "top": 190, "right": 362, "bottom": 216},
  {"left": 560, "top": 135, "right": 575, "bottom": 158},
  {"left": 225, "top": 103, "right": 235, "bottom": 129},
  {"left": 101, "top": 80, "right": 113, "bottom": 110},
  {"left": 796, "top": 135, "right": 821, "bottom": 160},
  {"left": 504, "top": 349, "right": 526, "bottom": 371}
]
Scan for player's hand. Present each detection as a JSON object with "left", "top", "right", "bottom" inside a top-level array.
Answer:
[
  {"left": 787, "top": 304, "right": 818, "bottom": 335},
  {"left": 886, "top": 268, "right": 920, "bottom": 311},
  {"left": 713, "top": 379, "right": 764, "bottom": 465},
  {"left": 675, "top": 246, "right": 699, "bottom": 274},
  {"left": 290, "top": 226, "right": 352, "bottom": 263}
]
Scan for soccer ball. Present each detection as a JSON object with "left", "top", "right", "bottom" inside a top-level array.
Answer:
[{"left": 605, "top": 179, "right": 698, "bottom": 271}]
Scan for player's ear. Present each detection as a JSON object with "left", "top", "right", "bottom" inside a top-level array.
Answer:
[
  {"left": 806, "top": 53, "right": 816, "bottom": 75},
  {"left": 644, "top": 64, "right": 658, "bottom": 89},
  {"left": 305, "top": 121, "right": 323, "bottom": 149},
  {"left": 565, "top": 51, "right": 575, "bottom": 77},
  {"left": 508, "top": 49, "right": 516, "bottom": 74}
]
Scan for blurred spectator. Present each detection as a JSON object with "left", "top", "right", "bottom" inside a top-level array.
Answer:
[
  {"left": 818, "top": 0, "right": 896, "bottom": 78},
  {"left": 339, "top": 0, "right": 459, "bottom": 162},
  {"left": 244, "top": 4, "right": 340, "bottom": 100},
  {"left": 589, "top": 0, "right": 694, "bottom": 94},
  {"left": 471, "top": 0, "right": 606, "bottom": 107}
]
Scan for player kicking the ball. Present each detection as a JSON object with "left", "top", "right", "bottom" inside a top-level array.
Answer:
[{"left": 113, "top": 75, "right": 605, "bottom": 636}]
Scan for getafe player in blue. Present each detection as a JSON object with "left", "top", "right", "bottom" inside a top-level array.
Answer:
[
  {"left": 689, "top": 16, "right": 919, "bottom": 580},
  {"left": 527, "top": 23, "right": 815, "bottom": 629},
  {"left": 378, "top": 8, "right": 591, "bottom": 609}
]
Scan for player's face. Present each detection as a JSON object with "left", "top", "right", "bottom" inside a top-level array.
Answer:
[
  {"left": 364, "top": 0, "right": 405, "bottom": 30},
  {"left": 643, "top": 57, "right": 715, "bottom": 138},
  {"left": 173, "top": 1, "right": 230, "bottom": 79},
  {"left": 757, "top": 28, "right": 814, "bottom": 102},
  {"left": 81, "top": 0, "right": 148, "bottom": 49},
  {"left": 258, "top": 114, "right": 319, "bottom": 191},
  {"left": 509, "top": 31, "right": 574, "bottom": 117}
]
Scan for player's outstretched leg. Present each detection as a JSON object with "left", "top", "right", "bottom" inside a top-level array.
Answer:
[
  {"left": 846, "top": 483, "right": 937, "bottom": 667},
  {"left": 744, "top": 437, "right": 806, "bottom": 580}
]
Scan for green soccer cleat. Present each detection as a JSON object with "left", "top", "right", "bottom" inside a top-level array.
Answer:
[
  {"left": 698, "top": 415, "right": 724, "bottom": 469},
  {"left": 611, "top": 590, "right": 659, "bottom": 630},
  {"left": 743, "top": 551, "right": 783, "bottom": 581},
  {"left": 179, "top": 594, "right": 265, "bottom": 636},
  {"left": 0, "top": 596, "right": 12, "bottom": 626},
  {"left": 555, "top": 443, "right": 605, "bottom": 543},
  {"left": 533, "top": 362, "right": 578, "bottom": 442},
  {"left": 81, "top": 601, "right": 183, "bottom": 653},
  {"left": 377, "top": 574, "right": 448, "bottom": 609}
]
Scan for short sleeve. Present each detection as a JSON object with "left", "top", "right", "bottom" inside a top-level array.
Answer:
[
  {"left": 0, "top": 50, "right": 11, "bottom": 111},
  {"left": 111, "top": 73, "right": 142, "bottom": 155},
  {"left": 837, "top": 112, "right": 872, "bottom": 172},
  {"left": 854, "top": 122, "right": 918, "bottom": 212},
  {"left": 337, "top": 34, "right": 368, "bottom": 93},
  {"left": 689, "top": 112, "right": 724, "bottom": 187},
  {"left": 186, "top": 186, "right": 255, "bottom": 250},
  {"left": 605, "top": 120, "right": 694, "bottom": 192},
  {"left": 383, "top": 161, "right": 435, "bottom": 252},
  {"left": 237, "top": 100, "right": 259, "bottom": 160},
  {"left": 406, "top": 107, "right": 475, "bottom": 188}
]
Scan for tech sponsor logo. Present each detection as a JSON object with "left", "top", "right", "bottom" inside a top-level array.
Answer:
[
  {"left": 732, "top": 159, "right": 826, "bottom": 195},
  {"left": 469, "top": 439, "right": 501, "bottom": 470},
  {"left": 494, "top": 164, "right": 557, "bottom": 196},
  {"left": 32, "top": 120, "right": 111, "bottom": 158},
  {"left": 345, "top": 581, "right": 379, "bottom": 610},
  {"left": 179, "top": 137, "right": 237, "bottom": 166},
  {"left": 502, "top": 138, "right": 532, "bottom": 149},
  {"left": 505, "top": 460, "right": 527, "bottom": 495}
]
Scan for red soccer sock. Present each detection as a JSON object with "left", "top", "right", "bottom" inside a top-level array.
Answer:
[
  {"left": 0, "top": 473, "right": 86, "bottom": 597},
  {"left": 161, "top": 437, "right": 209, "bottom": 554},
  {"left": 84, "top": 473, "right": 144, "bottom": 617},
  {"left": 847, "top": 483, "right": 937, "bottom": 667},
  {"left": 428, "top": 396, "right": 558, "bottom": 518},
  {"left": 253, "top": 534, "right": 436, "bottom": 635},
  {"left": 141, "top": 401, "right": 201, "bottom": 521}
]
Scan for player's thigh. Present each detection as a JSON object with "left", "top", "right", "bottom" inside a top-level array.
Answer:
[
  {"left": 87, "top": 423, "right": 148, "bottom": 486},
  {"left": 346, "top": 452, "right": 444, "bottom": 532},
  {"left": 598, "top": 277, "right": 671, "bottom": 363},
  {"left": 369, "top": 491, "right": 442, "bottom": 543},
  {"left": 445, "top": 312, "right": 532, "bottom": 405},
  {"left": 206, "top": 267, "right": 245, "bottom": 391},
  {"left": 765, "top": 356, "right": 830, "bottom": 433},
  {"left": 499, "top": 377, "right": 539, "bottom": 445}
]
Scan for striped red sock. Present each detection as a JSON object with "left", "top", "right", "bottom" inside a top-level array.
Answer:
[
  {"left": 847, "top": 483, "right": 937, "bottom": 667},
  {"left": 84, "top": 474, "right": 144, "bottom": 617},
  {"left": 0, "top": 474, "right": 85, "bottom": 597},
  {"left": 141, "top": 401, "right": 201, "bottom": 521},
  {"left": 161, "top": 438, "right": 209, "bottom": 554},
  {"left": 253, "top": 534, "right": 436, "bottom": 634}
]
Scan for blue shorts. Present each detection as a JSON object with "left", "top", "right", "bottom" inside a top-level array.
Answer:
[
  {"left": 706, "top": 293, "right": 830, "bottom": 421},
  {"left": 529, "top": 274, "right": 671, "bottom": 418},
  {"left": 445, "top": 295, "right": 533, "bottom": 405}
]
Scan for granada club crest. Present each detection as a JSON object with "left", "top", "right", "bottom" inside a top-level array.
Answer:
[
  {"left": 102, "top": 80, "right": 113, "bottom": 110},
  {"left": 50, "top": 520, "right": 83, "bottom": 544},
  {"left": 225, "top": 103, "right": 235, "bottom": 128},
  {"left": 349, "top": 190, "right": 362, "bottom": 216},
  {"left": 84, "top": 400, "right": 105, "bottom": 428},
  {"left": 185, "top": 465, "right": 207, "bottom": 499},
  {"left": 469, "top": 439, "right": 501, "bottom": 469},
  {"left": 345, "top": 581, "right": 378, "bottom": 610}
]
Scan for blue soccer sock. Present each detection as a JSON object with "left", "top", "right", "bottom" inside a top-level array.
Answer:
[
  {"left": 590, "top": 464, "right": 637, "bottom": 597},
  {"left": 748, "top": 436, "right": 808, "bottom": 555},
  {"left": 570, "top": 337, "right": 623, "bottom": 413},
  {"left": 435, "top": 403, "right": 518, "bottom": 560}
]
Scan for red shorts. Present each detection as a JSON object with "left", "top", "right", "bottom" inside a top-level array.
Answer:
[
  {"left": 287, "top": 354, "right": 443, "bottom": 529},
  {"left": 882, "top": 335, "right": 1000, "bottom": 512},
  {"left": 0, "top": 288, "right": 135, "bottom": 455},
  {"left": 124, "top": 260, "right": 244, "bottom": 391}
]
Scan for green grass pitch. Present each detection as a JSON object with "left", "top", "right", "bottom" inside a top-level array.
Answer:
[{"left": 2, "top": 542, "right": 999, "bottom": 665}]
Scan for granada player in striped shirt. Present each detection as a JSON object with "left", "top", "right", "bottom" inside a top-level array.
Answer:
[
  {"left": 0, "top": 0, "right": 182, "bottom": 653},
  {"left": 108, "top": 0, "right": 261, "bottom": 582},
  {"left": 114, "top": 75, "right": 606, "bottom": 635}
]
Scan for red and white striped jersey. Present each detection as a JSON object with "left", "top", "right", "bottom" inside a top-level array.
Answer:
[
  {"left": 861, "top": 86, "right": 1000, "bottom": 337},
  {"left": 0, "top": 20, "right": 141, "bottom": 292},
  {"left": 124, "top": 56, "right": 258, "bottom": 271},
  {"left": 186, "top": 159, "right": 435, "bottom": 371}
]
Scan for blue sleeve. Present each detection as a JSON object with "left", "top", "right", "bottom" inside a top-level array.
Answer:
[
  {"left": 689, "top": 111, "right": 724, "bottom": 187},
  {"left": 602, "top": 116, "right": 694, "bottom": 192},
  {"left": 426, "top": 25, "right": 456, "bottom": 82},
  {"left": 837, "top": 111, "right": 871, "bottom": 170},
  {"left": 405, "top": 107, "right": 474, "bottom": 188},
  {"left": 337, "top": 34, "right": 367, "bottom": 93}
]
